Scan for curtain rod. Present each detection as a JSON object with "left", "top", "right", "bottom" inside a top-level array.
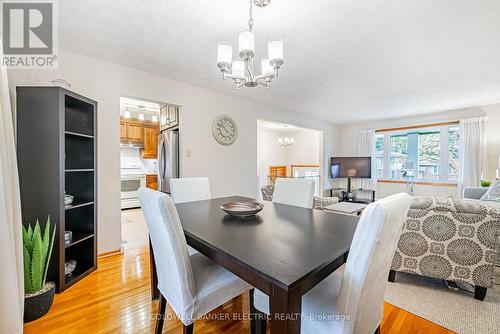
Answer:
[{"left": 375, "top": 120, "right": 459, "bottom": 133}]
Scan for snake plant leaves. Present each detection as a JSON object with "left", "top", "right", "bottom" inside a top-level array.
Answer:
[
  {"left": 23, "top": 244, "right": 33, "bottom": 294},
  {"left": 43, "top": 220, "right": 56, "bottom": 284},
  {"left": 40, "top": 216, "right": 51, "bottom": 281},
  {"left": 31, "top": 223, "right": 44, "bottom": 292},
  {"left": 25, "top": 223, "right": 33, "bottom": 255}
]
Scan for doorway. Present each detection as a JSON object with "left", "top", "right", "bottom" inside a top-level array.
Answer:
[
  {"left": 119, "top": 97, "right": 162, "bottom": 250},
  {"left": 257, "top": 119, "right": 323, "bottom": 200}
]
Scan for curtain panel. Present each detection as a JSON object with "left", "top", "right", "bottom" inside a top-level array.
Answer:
[
  {"left": 458, "top": 117, "right": 488, "bottom": 197},
  {"left": 357, "top": 129, "right": 377, "bottom": 190},
  {"left": 0, "top": 40, "right": 24, "bottom": 333}
]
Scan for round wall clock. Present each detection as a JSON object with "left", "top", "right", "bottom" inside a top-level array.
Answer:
[{"left": 212, "top": 114, "right": 238, "bottom": 146}]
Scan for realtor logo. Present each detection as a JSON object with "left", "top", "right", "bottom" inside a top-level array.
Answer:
[{"left": 1, "top": 0, "right": 58, "bottom": 68}]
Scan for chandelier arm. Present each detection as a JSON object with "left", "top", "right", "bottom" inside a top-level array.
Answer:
[
  {"left": 254, "top": 72, "right": 275, "bottom": 81},
  {"left": 236, "top": 81, "right": 246, "bottom": 89},
  {"left": 257, "top": 81, "right": 270, "bottom": 88}
]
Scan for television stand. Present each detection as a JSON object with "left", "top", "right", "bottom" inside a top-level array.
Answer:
[{"left": 328, "top": 178, "right": 376, "bottom": 204}]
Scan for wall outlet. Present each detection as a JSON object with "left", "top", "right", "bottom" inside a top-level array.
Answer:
[{"left": 186, "top": 149, "right": 192, "bottom": 157}]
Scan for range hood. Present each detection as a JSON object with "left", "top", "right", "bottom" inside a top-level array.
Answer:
[{"left": 120, "top": 141, "right": 144, "bottom": 148}]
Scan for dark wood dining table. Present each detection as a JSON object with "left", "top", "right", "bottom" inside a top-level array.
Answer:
[{"left": 150, "top": 196, "right": 359, "bottom": 334}]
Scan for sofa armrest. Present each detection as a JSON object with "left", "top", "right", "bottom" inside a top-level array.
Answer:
[{"left": 463, "top": 187, "right": 488, "bottom": 200}]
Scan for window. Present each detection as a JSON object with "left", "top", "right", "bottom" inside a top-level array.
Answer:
[
  {"left": 418, "top": 131, "right": 440, "bottom": 181},
  {"left": 376, "top": 124, "right": 459, "bottom": 183},
  {"left": 390, "top": 135, "right": 407, "bottom": 179}
]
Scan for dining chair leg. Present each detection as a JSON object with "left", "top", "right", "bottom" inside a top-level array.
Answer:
[
  {"left": 249, "top": 289, "right": 267, "bottom": 334},
  {"left": 373, "top": 325, "right": 381, "bottom": 334},
  {"left": 249, "top": 289, "right": 256, "bottom": 334},
  {"left": 155, "top": 293, "right": 167, "bottom": 334},
  {"left": 183, "top": 323, "right": 194, "bottom": 334}
]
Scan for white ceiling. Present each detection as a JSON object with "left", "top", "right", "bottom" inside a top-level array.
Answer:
[{"left": 59, "top": 0, "right": 500, "bottom": 124}]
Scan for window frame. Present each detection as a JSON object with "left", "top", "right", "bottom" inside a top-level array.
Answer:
[{"left": 375, "top": 124, "right": 459, "bottom": 184}]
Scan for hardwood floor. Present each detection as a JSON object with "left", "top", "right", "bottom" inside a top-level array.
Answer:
[{"left": 24, "top": 246, "right": 455, "bottom": 334}]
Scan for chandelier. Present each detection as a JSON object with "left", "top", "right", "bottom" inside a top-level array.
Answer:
[
  {"left": 216, "top": 0, "right": 284, "bottom": 89},
  {"left": 277, "top": 137, "right": 294, "bottom": 146}
]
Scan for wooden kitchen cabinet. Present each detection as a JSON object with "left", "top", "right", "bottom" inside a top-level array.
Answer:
[
  {"left": 120, "top": 121, "right": 127, "bottom": 140},
  {"left": 146, "top": 174, "right": 158, "bottom": 190},
  {"left": 160, "top": 104, "right": 179, "bottom": 131},
  {"left": 127, "top": 123, "right": 144, "bottom": 142},
  {"left": 121, "top": 117, "right": 159, "bottom": 158},
  {"left": 141, "top": 126, "right": 159, "bottom": 159}
]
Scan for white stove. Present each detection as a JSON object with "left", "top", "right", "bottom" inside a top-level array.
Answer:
[{"left": 121, "top": 161, "right": 146, "bottom": 209}]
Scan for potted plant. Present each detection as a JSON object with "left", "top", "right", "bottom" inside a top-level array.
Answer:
[
  {"left": 481, "top": 180, "right": 492, "bottom": 188},
  {"left": 23, "top": 216, "right": 56, "bottom": 322}
]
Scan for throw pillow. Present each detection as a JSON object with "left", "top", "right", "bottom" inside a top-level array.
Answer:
[{"left": 480, "top": 180, "right": 500, "bottom": 201}]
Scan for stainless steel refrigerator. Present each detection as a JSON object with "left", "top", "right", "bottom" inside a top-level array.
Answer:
[{"left": 158, "top": 131, "right": 179, "bottom": 193}]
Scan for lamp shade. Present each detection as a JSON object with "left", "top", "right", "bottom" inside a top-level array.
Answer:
[
  {"left": 217, "top": 43, "right": 232, "bottom": 68},
  {"left": 261, "top": 57, "right": 274, "bottom": 75},
  {"left": 268, "top": 38, "right": 284, "bottom": 66},
  {"left": 232, "top": 60, "right": 245, "bottom": 77},
  {"left": 238, "top": 30, "right": 255, "bottom": 58}
]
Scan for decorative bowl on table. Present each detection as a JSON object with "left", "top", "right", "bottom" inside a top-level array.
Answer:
[{"left": 220, "top": 202, "right": 264, "bottom": 217}]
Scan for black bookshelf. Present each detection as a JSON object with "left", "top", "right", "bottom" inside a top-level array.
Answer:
[{"left": 16, "top": 86, "right": 97, "bottom": 293}]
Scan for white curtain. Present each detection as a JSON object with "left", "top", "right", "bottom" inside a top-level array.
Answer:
[
  {"left": 357, "top": 129, "right": 377, "bottom": 190},
  {"left": 0, "top": 40, "right": 24, "bottom": 333},
  {"left": 458, "top": 117, "right": 488, "bottom": 197}
]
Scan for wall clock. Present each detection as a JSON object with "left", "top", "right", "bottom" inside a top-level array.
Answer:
[{"left": 212, "top": 114, "right": 238, "bottom": 146}]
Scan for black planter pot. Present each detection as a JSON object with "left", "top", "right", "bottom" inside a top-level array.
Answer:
[{"left": 24, "top": 282, "right": 55, "bottom": 323}]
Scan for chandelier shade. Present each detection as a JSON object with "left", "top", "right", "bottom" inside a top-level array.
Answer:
[
  {"left": 232, "top": 60, "right": 245, "bottom": 77},
  {"left": 238, "top": 30, "right": 255, "bottom": 58},
  {"left": 268, "top": 38, "right": 284, "bottom": 66},
  {"left": 217, "top": 43, "right": 233, "bottom": 69}
]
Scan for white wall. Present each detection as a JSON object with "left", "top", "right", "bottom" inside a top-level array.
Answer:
[
  {"left": 337, "top": 104, "right": 500, "bottom": 198},
  {"left": 8, "top": 50, "right": 340, "bottom": 253}
]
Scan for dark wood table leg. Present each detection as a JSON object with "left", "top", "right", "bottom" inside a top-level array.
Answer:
[
  {"left": 149, "top": 238, "right": 160, "bottom": 300},
  {"left": 269, "top": 285, "right": 302, "bottom": 334}
]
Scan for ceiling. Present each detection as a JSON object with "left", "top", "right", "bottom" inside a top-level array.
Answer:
[{"left": 59, "top": 0, "right": 500, "bottom": 124}]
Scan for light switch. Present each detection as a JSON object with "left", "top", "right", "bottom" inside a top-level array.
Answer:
[{"left": 186, "top": 149, "right": 192, "bottom": 157}]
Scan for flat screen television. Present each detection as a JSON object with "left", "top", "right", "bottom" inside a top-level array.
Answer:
[{"left": 330, "top": 157, "right": 371, "bottom": 179}]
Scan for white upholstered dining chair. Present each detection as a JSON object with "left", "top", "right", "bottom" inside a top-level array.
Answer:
[
  {"left": 138, "top": 188, "right": 251, "bottom": 334},
  {"left": 169, "top": 177, "right": 211, "bottom": 255},
  {"left": 251, "top": 193, "right": 411, "bottom": 334},
  {"left": 272, "top": 178, "right": 315, "bottom": 209},
  {"left": 169, "top": 177, "right": 211, "bottom": 203}
]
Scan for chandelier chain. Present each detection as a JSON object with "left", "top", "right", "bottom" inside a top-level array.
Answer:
[{"left": 248, "top": 0, "right": 254, "bottom": 31}]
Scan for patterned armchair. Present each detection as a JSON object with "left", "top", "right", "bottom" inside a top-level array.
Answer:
[{"left": 390, "top": 196, "right": 500, "bottom": 300}]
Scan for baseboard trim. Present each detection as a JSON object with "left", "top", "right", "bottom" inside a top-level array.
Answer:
[{"left": 98, "top": 249, "right": 122, "bottom": 258}]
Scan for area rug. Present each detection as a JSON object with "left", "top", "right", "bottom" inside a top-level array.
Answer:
[{"left": 384, "top": 272, "right": 500, "bottom": 334}]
